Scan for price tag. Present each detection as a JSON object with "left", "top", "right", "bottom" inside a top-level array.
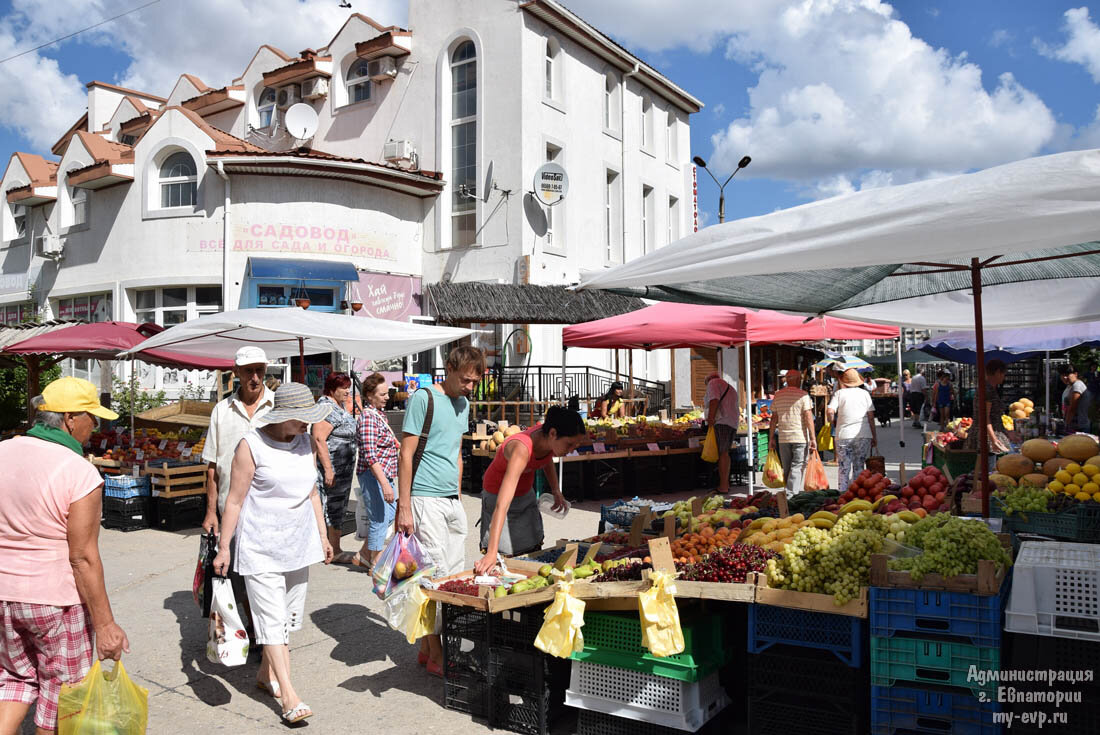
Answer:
[
  {"left": 688, "top": 437, "right": 701, "bottom": 448},
  {"left": 567, "top": 450, "right": 580, "bottom": 457},
  {"left": 178, "top": 442, "right": 187, "bottom": 451},
  {"left": 135, "top": 449, "right": 144, "bottom": 461},
  {"left": 181, "top": 447, "right": 193, "bottom": 458},
  {"left": 131, "top": 466, "right": 140, "bottom": 478},
  {"left": 99, "top": 439, "right": 108, "bottom": 450},
  {"left": 158, "top": 439, "right": 168, "bottom": 450},
  {"left": 592, "top": 442, "right": 606, "bottom": 453},
  {"left": 646, "top": 442, "right": 660, "bottom": 452}
]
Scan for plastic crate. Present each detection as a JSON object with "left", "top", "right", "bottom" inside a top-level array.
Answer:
[
  {"left": 1007, "top": 632, "right": 1100, "bottom": 687},
  {"left": 488, "top": 646, "right": 570, "bottom": 735},
  {"left": 870, "top": 582, "right": 1008, "bottom": 648},
  {"left": 745, "top": 650, "right": 868, "bottom": 735},
  {"left": 1005, "top": 541, "right": 1100, "bottom": 641},
  {"left": 600, "top": 502, "right": 647, "bottom": 529},
  {"left": 576, "top": 709, "right": 727, "bottom": 735},
  {"left": 747, "top": 603, "right": 865, "bottom": 667},
  {"left": 992, "top": 500, "right": 1100, "bottom": 543},
  {"left": 870, "top": 636, "right": 1000, "bottom": 698},
  {"left": 102, "top": 496, "right": 152, "bottom": 531},
  {"left": 492, "top": 607, "right": 544, "bottom": 651},
  {"left": 153, "top": 493, "right": 205, "bottom": 531},
  {"left": 564, "top": 661, "right": 729, "bottom": 732},
  {"left": 749, "top": 688, "right": 864, "bottom": 735},
  {"left": 443, "top": 605, "right": 490, "bottom": 717},
  {"left": 664, "top": 452, "right": 700, "bottom": 493},
  {"left": 625, "top": 455, "right": 666, "bottom": 496},
  {"left": 103, "top": 474, "right": 151, "bottom": 499},
  {"left": 871, "top": 685, "right": 1001, "bottom": 735},
  {"left": 571, "top": 611, "right": 726, "bottom": 682}
]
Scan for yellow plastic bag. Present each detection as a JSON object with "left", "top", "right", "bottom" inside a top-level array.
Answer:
[
  {"left": 817, "top": 422, "right": 834, "bottom": 452},
  {"left": 534, "top": 580, "right": 586, "bottom": 658},
  {"left": 57, "top": 660, "right": 148, "bottom": 735},
  {"left": 701, "top": 426, "right": 719, "bottom": 463},
  {"left": 404, "top": 583, "right": 437, "bottom": 644},
  {"left": 638, "top": 570, "right": 684, "bottom": 657},
  {"left": 762, "top": 445, "right": 785, "bottom": 489}
]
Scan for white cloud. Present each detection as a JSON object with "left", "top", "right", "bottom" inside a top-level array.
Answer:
[
  {"left": 566, "top": 0, "right": 1056, "bottom": 199},
  {"left": 989, "top": 29, "right": 1013, "bottom": 48},
  {"left": 0, "top": 26, "right": 86, "bottom": 150},
  {"left": 1035, "top": 6, "right": 1100, "bottom": 82},
  {"left": 712, "top": 102, "right": 726, "bottom": 118}
]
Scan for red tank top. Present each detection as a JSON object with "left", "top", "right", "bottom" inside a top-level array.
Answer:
[{"left": 482, "top": 425, "right": 554, "bottom": 496}]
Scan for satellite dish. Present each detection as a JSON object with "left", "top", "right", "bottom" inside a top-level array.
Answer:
[
  {"left": 284, "top": 103, "right": 318, "bottom": 140},
  {"left": 482, "top": 160, "right": 495, "bottom": 203},
  {"left": 532, "top": 162, "right": 568, "bottom": 206}
]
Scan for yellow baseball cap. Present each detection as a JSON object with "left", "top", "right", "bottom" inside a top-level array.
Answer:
[{"left": 39, "top": 377, "right": 120, "bottom": 420}]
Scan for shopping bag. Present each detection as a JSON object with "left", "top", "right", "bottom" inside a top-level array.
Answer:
[
  {"left": 192, "top": 531, "right": 217, "bottom": 612},
  {"left": 534, "top": 579, "right": 586, "bottom": 658},
  {"left": 57, "top": 660, "right": 148, "bottom": 735},
  {"left": 804, "top": 450, "right": 829, "bottom": 491},
  {"left": 762, "top": 446, "right": 785, "bottom": 489},
  {"left": 638, "top": 570, "right": 684, "bottom": 657},
  {"left": 206, "top": 577, "right": 249, "bottom": 667},
  {"left": 700, "top": 426, "right": 719, "bottom": 463},
  {"left": 373, "top": 532, "right": 434, "bottom": 600},
  {"left": 817, "top": 423, "right": 834, "bottom": 453},
  {"left": 382, "top": 571, "right": 435, "bottom": 643}
]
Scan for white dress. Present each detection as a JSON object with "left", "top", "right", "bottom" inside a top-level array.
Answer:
[{"left": 234, "top": 429, "right": 325, "bottom": 576}]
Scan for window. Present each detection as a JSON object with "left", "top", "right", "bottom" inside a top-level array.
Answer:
[
  {"left": 135, "top": 286, "right": 221, "bottom": 326},
  {"left": 668, "top": 196, "right": 680, "bottom": 245},
  {"left": 57, "top": 293, "right": 112, "bottom": 323},
  {"left": 451, "top": 40, "right": 477, "bottom": 247},
  {"left": 256, "top": 284, "right": 336, "bottom": 308},
  {"left": 346, "top": 60, "right": 372, "bottom": 104},
  {"left": 0, "top": 304, "right": 32, "bottom": 326},
  {"left": 545, "top": 41, "right": 554, "bottom": 99},
  {"left": 120, "top": 134, "right": 137, "bottom": 146},
  {"left": 159, "top": 151, "right": 197, "bottom": 209},
  {"left": 641, "top": 185, "right": 654, "bottom": 254},
  {"left": 257, "top": 87, "right": 277, "bottom": 127},
  {"left": 11, "top": 205, "right": 26, "bottom": 240},
  {"left": 605, "top": 169, "right": 621, "bottom": 262},
  {"left": 545, "top": 143, "right": 562, "bottom": 250},
  {"left": 666, "top": 110, "right": 678, "bottom": 161},
  {"left": 641, "top": 97, "right": 652, "bottom": 150},
  {"left": 71, "top": 187, "right": 87, "bottom": 227},
  {"left": 544, "top": 38, "right": 561, "bottom": 102},
  {"left": 603, "top": 72, "right": 620, "bottom": 131}
]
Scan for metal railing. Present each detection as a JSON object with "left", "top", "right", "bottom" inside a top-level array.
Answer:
[{"left": 432, "top": 363, "right": 667, "bottom": 410}]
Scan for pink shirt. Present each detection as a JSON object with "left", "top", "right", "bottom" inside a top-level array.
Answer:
[{"left": 0, "top": 436, "right": 102, "bottom": 606}]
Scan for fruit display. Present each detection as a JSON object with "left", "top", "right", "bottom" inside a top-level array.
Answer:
[
  {"left": 582, "top": 531, "right": 632, "bottom": 545},
  {"left": 478, "top": 424, "right": 523, "bottom": 452},
  {"left": 658, "top": 495, "right": 729, "bottom": 533},
  {"left": 89, "top": 427, "right": 206, "bottom": 464},
  {"left": 764, "top": 510, "right": 889, "bottom": 605},
  {"left": 1009, "top": 397, "right": 1035, "bottom": 420},
  {"left": 738, "top": 513, "right": 829, "bottom": 555},
  {"left": 592, "top": 560, "right": 651, "bottom": 582},
  {"left": 438, "top": 579, "right": 481, "bottom": 596},
  {"left": 996, "top": 485, "right": 1054, "bottom": 514},
  {"left": 1048, "top": 461, "right": 1100, "bottom": 501},
  {"left": 839, "top": 470, "right": 896, "bottom": 505},
  {"left": 887, "top": 515, "right": 1012, "bottom": 581},
  {"left": 678, "top": 543, "right": 777, "bottom": 583},
  {"left": 1057, "top": 434, "right": 1100, "bottom": 463},
  {"left": 787, "top": 489, "right": 841, "bottom": 514},
  {"left": 1020, "top": 438, "right": 1057, "bottom": 463},
  {"left": 996, "top": 453, "right": 1037, "bottom": 479},
  {"left": 892, "top": 466, "right": 950, "bottom": 515},
  {"left": 670, "top": 526, "right": 742, "bottom": 564}
]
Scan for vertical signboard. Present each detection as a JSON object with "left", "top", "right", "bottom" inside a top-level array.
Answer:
[{"left": 692, "top": 165, "right": 699, "bottom": 233}]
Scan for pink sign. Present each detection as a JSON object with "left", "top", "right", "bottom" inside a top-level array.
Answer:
[{"left": 354, "top": 272, "right": 421, "bottom": 322}]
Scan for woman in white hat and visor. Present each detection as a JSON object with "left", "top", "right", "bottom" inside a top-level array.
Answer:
[{"left": 213, "top": 382, "right": 334, "bottom": 724}]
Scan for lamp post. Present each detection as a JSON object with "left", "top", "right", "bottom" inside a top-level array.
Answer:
[{"left": 693, "top": 154, "right": 751, "bottom": 224}]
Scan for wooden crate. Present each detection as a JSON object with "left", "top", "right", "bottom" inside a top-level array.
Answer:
[
  {"left": 88, "top": 456, "right": 130, "bottom": 475},
  {"left": 424, "top": 573, "right": 491, "bottom": 610},
  {"left": 751, "top": 573, "right": 869, "bottom": 618},
  {"left": 868, "top": 534, "right": 1011, "bottom": 596},
  {"left": 144, "top": 461, "right": 206, "bottom": 497},
  {"left": 134, "top": 400, "right": 216, "bottom": 430}
]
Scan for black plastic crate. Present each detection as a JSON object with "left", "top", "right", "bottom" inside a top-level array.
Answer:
[
  {"left": 744, "top": 648, "right": 869, "bottom": 734},
  {"left": 102, "top": 495, "right": 152, "bottom": 531},
  {"left": 625, "top": 454, "right": 665, "bottom": 496},
  {"left": 487, "top": 646, "right": 570, "bottom": 735},
  {"left": 443, "top": 605, "right": 491, "bottom": 717},
  {"left": 1003, "top": 632, "right": 1100, "bottom": 735},
  {"left": 154, "top": 493, "right": 205, "bottom": 531},
  {"left": 577, "top": 708, "right": 726, "bottom": 735},
  {"left": 588, "top": 457, "right": 625, "bottom": 500},
  {"left": 491, "top": 607, "right": 544, "bottom": 651},
  {"left": 665, "top": 451, "right": 702, "bottom": 493}
]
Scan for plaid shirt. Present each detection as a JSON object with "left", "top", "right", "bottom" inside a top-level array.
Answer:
[{"left": 357, "top": 406, "right": 399, "bottom": 478}]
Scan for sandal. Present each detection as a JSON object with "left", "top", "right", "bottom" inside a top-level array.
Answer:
[
  {"left": 257, "top": 680, "right": 281, "bottom": 698},
  {"left": 332, "top": 551, "right": 357, "bottom": 565},
  {"left": 350, "top": 553, "right": 372, "bottom": 572},
  {"left": 426, "top": 659, "right": 443, "bottom": 678},
  {"left": 282, "top": 702, "right": 313, "bottom": 724}
]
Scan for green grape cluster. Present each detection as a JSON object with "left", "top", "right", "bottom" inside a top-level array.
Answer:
[
  {"left": 888, "top": 516, "right": 1012, "bottom": 580},
  {"left": 766, "top": 510, "right": 886, "bottom": 605},
  {"left": 896, "top": 513, "right": 950, "bottom": 551},
  {"left": 996, "top": 486, "right": 1053, "bottom": 515}
]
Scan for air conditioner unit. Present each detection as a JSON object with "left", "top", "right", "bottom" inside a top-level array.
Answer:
[
  {"left": 383, "top": 139, "right": 415, "bottom": 163},
  {"left": 368, "top": 56, "right": 398, "bottom": 81},
  {"left": 301, "top": 77, "right": 329, "bottom": 100},
  {"left": 35, "top": 234, "right": 63, "bottom": 259},
  {"left": 276, "top": 84, "right": 301, "bottom": 108}
]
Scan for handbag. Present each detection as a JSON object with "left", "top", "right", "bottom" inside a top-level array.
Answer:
[
  {"left": 193, "top": 531, "right": 217, "bottom": 615},
  {"left": 817, "top": 423, "right": 834, "bottom": 453},
  {"left": 207, "top": 577, "right": 249, "bottom": 667}
]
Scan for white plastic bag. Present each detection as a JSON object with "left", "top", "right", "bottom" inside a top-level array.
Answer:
[{"left": 206, "top": 578, "right": 249, "bottom": 667}]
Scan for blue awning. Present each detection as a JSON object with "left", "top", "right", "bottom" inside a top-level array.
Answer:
[{"left": 248, "top": 257, "right": 359, "bottom": 282}]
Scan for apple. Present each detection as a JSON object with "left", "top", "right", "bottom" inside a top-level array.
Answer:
[{"left": 901, "top": 486, "right": 914, "bottom": 498}]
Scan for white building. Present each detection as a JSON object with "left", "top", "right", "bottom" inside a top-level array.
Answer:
[{"left": 1, "top": 0, "right": 701, "bottom": 402}]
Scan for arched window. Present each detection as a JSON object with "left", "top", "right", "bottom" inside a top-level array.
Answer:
[
  {"left": 257, "top": 87, "right": 276, "bottom": 127},
  {"left": 10, "top": 204, "right": 26, "bottom": 241},
  {"left": 71, "top": 186, "right": 87, "bottom": 226},
  {"left": 603, "top": 71, "right": 620, "bottom": 131},
  {"left": 450, "top": 40, "right": 477, "bottom": 247},
  {"left": 159, "top": 151, "right": 197, "bottom": 208},
  {"left": 346, "top": 60, "right": 372, "bottom": 104}
]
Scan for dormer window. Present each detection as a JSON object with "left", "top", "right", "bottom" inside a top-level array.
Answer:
[
  {"left": 159, "top": 151, "right": 197, "bottom": 208},
  {"left": 257, "top": 87, "right": 277, "bottom": 127},
  {"left": 71, "top": 187, "right": 87, "bottom": 227},
  {"left": 13, "top": 205, "right": 26, "bottom": 239},
  {"left": 346, "top": 60, "right": 372, "bottom": 104}
]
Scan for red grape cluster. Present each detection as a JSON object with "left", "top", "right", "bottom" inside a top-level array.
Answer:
[
  {"left": 593, "top": 561, "right": 651, "bottom": 582},
  {"left": 678, "top": 543, "right": 777, "bottom": 583},
  {"left": 438, "top": 579, "right": 480, "bottom": 596}
]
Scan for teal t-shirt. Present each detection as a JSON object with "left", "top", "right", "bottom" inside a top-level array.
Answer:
[{"left": 402, "top": 386, "right": 470, "bottom": 497}]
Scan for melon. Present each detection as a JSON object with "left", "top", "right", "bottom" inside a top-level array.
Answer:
[
  {"left": 1011, "top": 409, "right": 1027, "bottom": 419},
  {"left": 989, "top": 473, "right": 1018, "bottom": 489},
  {"left": 1010, "top": 402, "right": 1025, "bottom": 413},
  {"left": 996, "top": 453, "right": 1036, "bottom": 479},
  {"left": 1021, "top": 439, "right": 1057, "bottom": 463},
  {"left": 504, "top": 425, "right": 522, "bottom": 437},
  {"left": 492, "top": 431, "right": 506, "bottom": 443},
  {"left": 1020, "top": 397, "right": 1034, "bottom": 408},
  {"left": 1058, "top": 435, "right": 1100, "bottom": 463},
  {"left": 1020, "top": 473, "right": 1050, "bottom": 488},
  {"left": 1086, "top": 456, "right": 1100, "bottom": 470},
  {"left": 1044, "top": 457, "right": 1074, "bottom": 477}
]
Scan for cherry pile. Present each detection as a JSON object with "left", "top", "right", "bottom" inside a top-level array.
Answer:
[
  {"left": 593, "top": 561, "right": 651, "bottom": 582},
  {"left": 678, "top": 543, "right": 777, "bottom": 583},
  {"left": 438, "top": 579, "right": 480, "bottom": 596}
]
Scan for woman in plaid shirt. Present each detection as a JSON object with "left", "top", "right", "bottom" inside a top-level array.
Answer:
[{"left": 354, "top": 373, "right": 399, "bottom": 569}]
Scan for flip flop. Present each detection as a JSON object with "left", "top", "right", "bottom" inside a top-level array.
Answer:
[
  {"left": 257, "top": 680, "right": 281, "bottom": 698},
  {"left": 282, "top": 702, "right": 313, "bottom": 724},
  {"left": 332, "top": 551, "right": 357, "bottom": 565}
]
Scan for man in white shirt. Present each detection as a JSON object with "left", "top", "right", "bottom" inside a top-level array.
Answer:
[
  {"left": 201, "top": 346, "right": 276, "bottom": 534},
  {"left": 704, "top": 372, "right": 739, "bottom": 494},
  {"left": 908, "top": 368, "right": 928, "bottom": 428},
  {"left": 769, "top": 369, "right": 815, "bottom": 496}
]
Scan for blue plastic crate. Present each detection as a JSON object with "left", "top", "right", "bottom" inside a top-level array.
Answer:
[
  {"left": 871, "top": 685, "right": 1001, "bottom": 735},
  {"left": 103, "top": 474, "right": 151, "bottom": 498},
  {"left": 870, "top": 579, "right": 1010, "bottom": 648},
  {"left": 747, "top": 603, "right": 865, "bottom": 667}
]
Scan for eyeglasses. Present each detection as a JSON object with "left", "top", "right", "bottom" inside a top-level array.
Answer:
[{"left": 83, "top": 412, "right": 101, "bottom": 430}]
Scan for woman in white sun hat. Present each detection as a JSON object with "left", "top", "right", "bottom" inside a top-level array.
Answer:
[{"left": 213, "top": 382, "right": 334, "bottom": 725}]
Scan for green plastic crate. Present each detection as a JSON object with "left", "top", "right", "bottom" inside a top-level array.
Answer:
[
  {"left": 870, "top": 635, "right": 1000, "bottom": 698},
  {"left": 991, "top": 499, "right": 1100, "bottom": 542},
  {"left": 929, "top": 444, "right": 978, "bottom": 478},
  {"left": 570, "top": 611, "right": 726, "bottom": 682}
]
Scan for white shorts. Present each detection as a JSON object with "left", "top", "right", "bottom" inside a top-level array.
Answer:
[
  {"left": 411, "top": 495, "right": 467, "bottom": 578},
  {"left": 243, "top": 568, "right": 309, "bottom": 646}
]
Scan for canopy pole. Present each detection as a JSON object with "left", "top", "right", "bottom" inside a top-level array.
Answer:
[
  {"left": 972, "top": 259, "right": 989, "bottom": 518},
  {"left": 1044, "top": 351, "right": 1051, "bottom": 435},
  {"left": 897, "top": 337, "right": 905, "bottom": 448},
  {"left": 561, "top": 346, "right": 567, "bottom": 405},
  {"left": 129, "top": 355, "right": 136, "bottom": 438},
  {"left": 628, "top": 350, "right": 634, "bottom": 416},
  {"left": 745, "top": 340, "right": 754, "bottom": 495},
  {"left": 298, "top": 337, "right": 306, "bottom": 384}
]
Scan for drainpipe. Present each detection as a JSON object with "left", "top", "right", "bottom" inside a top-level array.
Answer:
[
  {"left": 621, "top": 62, "right": 640, "bottom": 380},
  {"left": 214, "top": 161, "right": 230, "bottom": 312}
]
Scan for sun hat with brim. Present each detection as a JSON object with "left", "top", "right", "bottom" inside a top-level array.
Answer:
[
  {"left": 840, "top": 368, "right": 863, "bottom": 387},
  {"left": 39, "top": 376, "right": 119, "bottom": 420},
  {"left": 258, "top": 382, "right": 332, "bottom": 424}
]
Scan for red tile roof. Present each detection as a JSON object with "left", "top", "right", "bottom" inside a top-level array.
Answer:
[
  {"left": 85, "top": 80, "right": 166, "bottom": 103},
  {"left": 13, "top": 152, "right": 58, "bottom": 186},
  {"left": 180, "top": 74, "right": 211, "bottom": 93},
  {"left": 206, "top": 147, "right": 442, "bottom": 180},
  {"left": 74, "top": 130, "right": 134, "bottom": 164}
]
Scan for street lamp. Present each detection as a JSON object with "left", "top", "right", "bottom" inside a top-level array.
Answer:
[{"left": 693, "top": 154, "right": 751, "bottom": 224}]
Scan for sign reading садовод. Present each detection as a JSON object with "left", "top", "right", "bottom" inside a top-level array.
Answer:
[{"left": 533, "top": 162, "right": 569, "bottom": 206}]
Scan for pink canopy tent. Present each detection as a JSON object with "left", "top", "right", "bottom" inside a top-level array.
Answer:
[{"left": 562, "top": 302, "right": 899, "bottom": 492}]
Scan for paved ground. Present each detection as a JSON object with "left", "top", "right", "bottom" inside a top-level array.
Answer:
[{"left": 18, "top": 422, "right": 922, "bottom": 733}]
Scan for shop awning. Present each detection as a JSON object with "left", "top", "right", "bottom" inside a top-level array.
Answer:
[
  {"left": 248, "top": 257, "right": 359, "bottom": 282},
  {"left": 425, "top": 282, "right": 645, "bottom": 325}
]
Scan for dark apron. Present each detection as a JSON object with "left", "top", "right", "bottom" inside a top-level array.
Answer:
[{"left": 479, "top": 489, "right": 543, "bottom": 556}]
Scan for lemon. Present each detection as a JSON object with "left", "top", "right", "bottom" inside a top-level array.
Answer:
[
  {"left": 1055, "top": 470, "right": 1073, "bottom": 485},
  {"left": 1074, "top": 473, "right": 1090, "bottom": 487},
  {"left": 1048, "top": 480, "right": 1065, "bottom": 493},
  {"left": 1093, "top": 491, "right": 1100, "bottom": 502},
  {"left": 1084, "top": 482, "right": 1099, "bottom": 495},
  {"left": 1066, "top": 483, "right": 1082, "bottom": 495},
  {"left": 1066, "top": 463, "right": 1083, "bottom": 475},
  {"left": 1076, "top": 492, "right": 1092, "bottom": 502},
  {"left": 1084, "top": 465, "right": 1099, "bottom": 478}
]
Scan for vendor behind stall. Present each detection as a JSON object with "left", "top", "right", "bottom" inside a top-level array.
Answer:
[
  {"left": 473, "top": 407, "right": 585, "bottom": 573},
  {"left": 592, "top": 382, "right": 625, "bottom": 418},
  {"left": 969, "top": 359, "right": 1013, "bottom": 455},
  {"left": 1060, "top": 364, "right": 1094, "bottom": 433}
]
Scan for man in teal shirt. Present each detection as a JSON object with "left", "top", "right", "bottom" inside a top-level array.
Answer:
[{"left": 396, "top": 345, "right": 485, "bottom": 676}]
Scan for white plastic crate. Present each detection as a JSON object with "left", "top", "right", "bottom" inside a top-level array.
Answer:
[
  {"left": 563, "top": 660, "right": 728, "bottom": 732},
  {"left": 1005, "top": 541, "right": 1100, "bottom": 641}
]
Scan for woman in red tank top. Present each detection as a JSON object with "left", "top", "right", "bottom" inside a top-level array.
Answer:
[{"left": 473, "top": 407, "right": 585, "bottom": 574}]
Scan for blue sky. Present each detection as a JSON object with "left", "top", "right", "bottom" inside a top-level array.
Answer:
[{"left": 2, "top": 0, "right": 1099, "bottom": 227}]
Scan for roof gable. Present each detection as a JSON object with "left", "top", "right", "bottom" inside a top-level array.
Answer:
[
  {"left": 50, "top": 112, "right": 89, "bottom": 157},
  {"left": 167, "top": 74, "right": 212, "bottom": 106},
  {"left": 73, "top": 131, "right": 134, "bottom": 165},
  {"left": 233, "top": 44, "right": 294, "bottom": 84},
  {"left": 320, "top": 12, "right": 404, "bottom": 53},
  {"left": 136, "top": 106, "right": 264, "bottom": 153},
  {"left": 13, "top": 153, "right": 58, "bottom": 186}
]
